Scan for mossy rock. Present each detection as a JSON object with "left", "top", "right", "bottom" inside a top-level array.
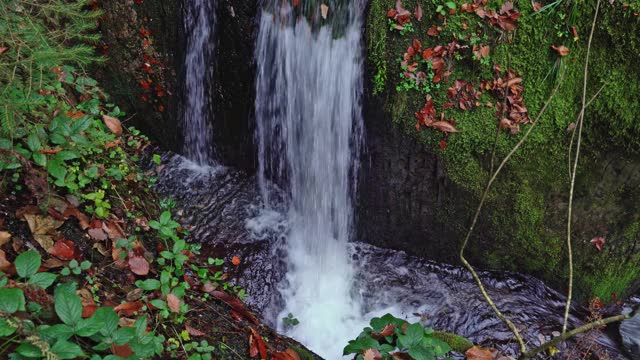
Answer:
[{"left": 364, "top": 0, "right": 640, "bottom": 300}]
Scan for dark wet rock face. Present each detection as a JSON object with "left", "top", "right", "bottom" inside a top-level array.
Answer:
[
  {"left": 152, "top": 152, "right": 632, "bottom": 359},
  {"left": 99, "top": 0, "right": 183, "bottom": 152}
]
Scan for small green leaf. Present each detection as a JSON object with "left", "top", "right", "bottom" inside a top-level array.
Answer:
[
  {"left": 0, "top": 318, "right": 18, "bottom": 336},
  {"left": 28, "top": 272, "right": 58, "bottom": 289},
  {"left": 16, "top": 343, "right": 42, "bottom": 357},
  {"left": 54, "top": 285, "right": 83, "bottom": 325},
  {"left": 150, "top": 299, "right": 167, "bottom": 310},
  {"left": 445, "top": 1, "right": 456, "bottom": 9},
  {"left": 136, "top": 279, "right": 161, "bottom": 291},
  {"left": 26, "top": 133, "right": 42, "bottom": 152},
  {"left": 38, "top": 324, "right": 74, "bottom": 341},
  {"left": 0, "top": 288, "right": 27, "bottom": 313},
  {"left": 15, "top": 250, "right": 41, "bottom": 278},
  {"left": 51, "top": 339, "right": 85, "bottom": 359}
]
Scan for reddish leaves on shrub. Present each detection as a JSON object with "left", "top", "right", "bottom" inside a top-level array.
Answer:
[{"left": 591, "top": 236, "right": 605, "bottom": 251}]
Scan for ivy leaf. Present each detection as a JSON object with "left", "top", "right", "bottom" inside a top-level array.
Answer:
[
  {"left": 398, "top": 323, "right": 424, "bottom": 348},
  {"left": 15, "top": 250, "right": 41, "bottom": 278}
]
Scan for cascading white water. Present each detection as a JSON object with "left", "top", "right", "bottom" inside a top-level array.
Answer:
[
  {"left": 183, "top": 0, "right": 215, "bottom": 164},
  {"left": 254, "top": 1, "right": 369, "bottom": 358}
]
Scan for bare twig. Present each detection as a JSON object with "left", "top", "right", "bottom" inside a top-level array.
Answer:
[
  {"left": 460, "top": 71, "right": 565, "bottom": 354},
  {"left": 563, "top": 0, "right": 601, "bottom": 334}
]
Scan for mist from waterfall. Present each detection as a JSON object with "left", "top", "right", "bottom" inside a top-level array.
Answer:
[
  {"left": 254, "top": 1, "right": 373, "bottom": 357},
  {"left": 183, "top": 0, "right": 215, "bottom": 164}
]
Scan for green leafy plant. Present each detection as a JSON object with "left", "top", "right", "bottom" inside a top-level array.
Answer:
[
  {"left": 343, "top": 314, "right": 452, "bottom": 360},
  {"left": 282, "top": 313, "right": 300, "bottom": 328},
  {"left": 60, "top": 259, "right": 92, "bottom": 276}
]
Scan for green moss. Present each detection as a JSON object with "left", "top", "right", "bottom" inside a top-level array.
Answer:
[
  {"left": 366, "top": 0, "right": 640, "bottom": 298},
  {"left": 367, "top": 0, "right": 389, "bottom": 95},
  {"left": 290, "top": 345, "right": 317, "bottom": 360},
  {"left": 432, "top": 331, "right": 474, "bottom": 353}
]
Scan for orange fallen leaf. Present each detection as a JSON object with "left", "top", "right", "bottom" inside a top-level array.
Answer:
[
  {"left": 465, "top": 346, "right": 494, "bottom": 360},
  {"left": 232, "top": 256, "right": 241, "bottom": 266},
  {"left": 364, "top": 348, "right": 383, "bottom": 360},
  {"left": 0, "top": 249, "right": 11, "bottom": 272}
]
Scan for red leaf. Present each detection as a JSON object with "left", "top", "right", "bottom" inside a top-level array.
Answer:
[
  {"left": 204, "top": 290, "right": 259, "bottom": 325},
  {"left": 232, "top": 256, "right": 241, "bottom": 266},
  {"left": 551, "top": 45, "right": 570, "bottom": 57},
  {"left": 128, "top": 256, "right": 149, "bottom": 275},
  {"left": 111, "top": 344, "right": 133, "bottom": 358},
  {"left": 364, "top": 348, "right": 383, "bottom": 360},
  {"left": 114, "top": 301, "right": 144, "bottom": 316},
  {"left": 48, "top": 240, "right": 75, "bottom": 260},
  {"left": 250, "top": 327, "right": 267, "bottom": 359},
  {"left": 440, "top": 140, "right": 448, "bottom": 150},
  {"left": 167, "top": 293, "right": 181, "bottom": 312},
  {"left": 0, "top": 47, "right": 8, "bottom": 56},
  {"left": 590, "top": 236, "right": 605, "bottom": 252},
  {"left": 427, "top": 26, "right": 440, "bottom": 36}
]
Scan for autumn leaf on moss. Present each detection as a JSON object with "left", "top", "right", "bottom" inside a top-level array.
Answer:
[
  {"left": 551, "top": 45, "right": 570, "bottom": 57},
  {"left": 103, "top": 115, "right": 123, "bottom": 136},
  {"left": 167, "top": 293, "right": 181, "bottom": 313}
]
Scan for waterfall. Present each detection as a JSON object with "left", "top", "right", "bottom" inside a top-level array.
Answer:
[
  {"left": 183, "top": 0, "right": 215, "bottom": 164},
  {"left": 254, "top": 1, "right": 367, "bottom": 357}
]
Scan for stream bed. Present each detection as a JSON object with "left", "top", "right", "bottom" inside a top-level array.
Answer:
[{"left": 151, "top": 153, "right": 638, "bottom": 359}]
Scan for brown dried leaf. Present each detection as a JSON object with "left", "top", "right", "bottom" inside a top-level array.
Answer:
[
  {"left": 48, "top": 240, "right": 75, "bottom": 260},
  {"left": 24, "top": 214, "right": 63, "bottom": 250},
  {"left": 114, "top": 301, "right": 144, "bottom": 316},
  {"left": 0, "top": 249, "right": 11, "bottom": 272},
  {"left": 186, "top": 325, "right": 206, "bottom": 337},
  {"left": 88, "top": 228, "right": 108, "bottom": 241},
  {"left": 167, "top": 293, "right": 181, "bottom": 312},
  {"left": 102, "top": 115, "right": 123, "bottom": 136},
  {"left": 364, "top": 348, "right": 383, "bottom": 360},
  {"left": 0, "top": 231, "right": 10, "bottom": 247},
  {"left": 111, "top": 344, "right": 133, "bottom": 358}
]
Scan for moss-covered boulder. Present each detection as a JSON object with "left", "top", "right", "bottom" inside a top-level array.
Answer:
[{"left": 359, "top": 0, "right": 640, "bottom": 301}]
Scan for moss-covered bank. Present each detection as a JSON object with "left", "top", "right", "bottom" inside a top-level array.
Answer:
[{"left": 364, "top": 0, "right": 640, "bottom": 301}]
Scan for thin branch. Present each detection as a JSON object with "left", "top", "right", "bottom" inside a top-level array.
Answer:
[
  {"left": 522, "top": 306, "right": 639, "bottom": 359},
  {"left": 563, "top": 0, "right": 601, "bottom": 334},
  {"left": 460, "top": 72, "right": 566, "bottom": 355},
  {"left": 567, "top": 81, "right": 608, "bottom": 179}
]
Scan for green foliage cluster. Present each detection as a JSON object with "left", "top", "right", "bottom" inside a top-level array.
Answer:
[
  {"left": 343, "top": 314, "right": 452, "bottom": 360},
  {"left": 0, "top": 0, "right": 153, "bottom": 220},
  {"left": 0, "top": 250, "right": 165, "bottom": 359}
]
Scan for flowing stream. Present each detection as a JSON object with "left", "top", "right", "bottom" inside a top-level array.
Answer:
[{"left": 182, "top": 0, "right": 215, "bottom": 164}]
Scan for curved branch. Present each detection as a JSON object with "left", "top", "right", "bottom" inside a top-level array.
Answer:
[{"left": 563, "top": 0, "right": 601, "bottom": 334}]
